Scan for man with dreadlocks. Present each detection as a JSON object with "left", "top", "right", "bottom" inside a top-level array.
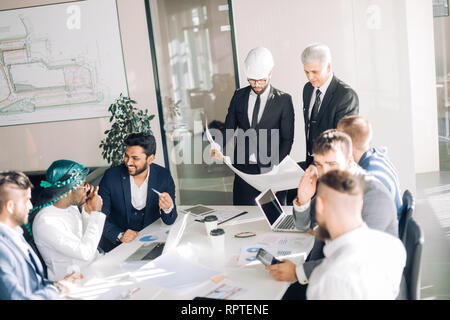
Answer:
[{"left": 27, "top": 160, "right": 105, "bottom": 282}]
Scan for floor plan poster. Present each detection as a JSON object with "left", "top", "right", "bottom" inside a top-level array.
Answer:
[{"left": 0, "top": 0, "right": 128, "bottom": 126}]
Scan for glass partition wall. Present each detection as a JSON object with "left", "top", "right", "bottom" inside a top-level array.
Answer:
[
  {"left": 434, "top": 2, "right": 450, "bottom": 171},
  {"left": 146, "top": 0, "right": 237, "bottom": 205}
]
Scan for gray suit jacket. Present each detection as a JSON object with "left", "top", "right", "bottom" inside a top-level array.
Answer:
[
  {"left": 293, "top": 166, "right": 398, "bottom": 278},
  {"left": 0, "top": 224, "right": 59, "bottom": 300}
]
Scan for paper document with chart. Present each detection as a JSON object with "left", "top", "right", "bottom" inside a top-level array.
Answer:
[{"left": 205, "top": 121, "right": 304, "bottom": 192}]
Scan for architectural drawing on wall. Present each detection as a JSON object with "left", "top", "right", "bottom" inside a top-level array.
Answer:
[{"left": 0, "top": 0, "right": 128, "bottom": 126}]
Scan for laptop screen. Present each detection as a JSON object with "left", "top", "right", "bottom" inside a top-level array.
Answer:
[{"left": 256, "top": 189, "right": 284, "bottom": 226}]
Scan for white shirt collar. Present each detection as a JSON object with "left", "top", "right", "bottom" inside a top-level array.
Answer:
[
  {"left": 323, "top": 223, "right": 368, "bottom": 258},
  {"left": 249, "top": 84, "right": 271, "bottom": 99},
  {"left": 130, "top": 166, "right": 150, "bottom": 188},
  {"left": 314, "top": 72, "right": 333, "bottom": 96},
  {"left": 130, "top": 166, "right": 150, "bottom": 210},
  {"left": 0, "top": 221, "right": 29, "bottom": 255}
]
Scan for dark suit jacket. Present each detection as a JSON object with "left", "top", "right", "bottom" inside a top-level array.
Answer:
[
  {"left": 98, "top": 163, "right": 177, "bottom": 252},
  {"left": 303, "top": 75, "right": 359, "bottom": 165},
  {"left": 224, "top": 85, "right": 295, "bottom": 170}
]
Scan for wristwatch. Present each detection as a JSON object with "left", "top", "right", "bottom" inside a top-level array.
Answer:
[{"left": 117, "top": 232, "right": 124, "bottom": 241}]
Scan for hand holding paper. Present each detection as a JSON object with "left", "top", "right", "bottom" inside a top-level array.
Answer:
[
  {"left": 204, "top": 117, "right": 304, "bottom": 192},
  {"left": 210, "top": 148, "right": 224, "bottom": 162}
]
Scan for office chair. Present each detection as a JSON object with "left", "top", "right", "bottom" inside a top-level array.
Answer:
[
  {"left": 399, "top": 190, "right": 415, "bottom": 243},
  {"left": 403, "top": 218, "right": 424, "bottom": 300}
]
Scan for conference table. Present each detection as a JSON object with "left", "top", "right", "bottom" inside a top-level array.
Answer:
[{"left": 66, "top": 205, "right": 315, "bottom": 300}]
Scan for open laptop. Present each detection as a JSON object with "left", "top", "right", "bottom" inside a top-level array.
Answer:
[
  {"left": 121, "top": 213, "right": 189, "bottom": 269},
  {"left": 255, "top": 188, "right": 302, "bottom": 233}
]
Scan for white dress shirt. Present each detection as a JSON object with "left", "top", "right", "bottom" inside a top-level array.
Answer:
[
  {"left": 129, "top": 168, "right": 173, "bottom": 213},
  {"left": 32, "top": 205, "right": 106, "bottom": 281},
  {"left": 308, "top": 72, "right": 333, "bottom": 119},
  {"left": 0, "top": 221, "right": 29, "bottom": 257},
  {"left": 306, "top": 223, "right": 406, "bottom": 300},
  {"left": 130, "top": 168, "right": 150, "bottom": 210},
  {"left": 247, "top": 85, "right": 271, "bottom": 163},
  {"left": 248, "top": 84, "right": 271, "bottom": 125}
]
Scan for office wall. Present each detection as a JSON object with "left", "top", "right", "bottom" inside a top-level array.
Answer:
[
  {"left": 0, "top": 0, "right": 165, "bottom": 172},
  {"left": 0, "top": 0, "right": 438, "bottom": 193},
  {"left": 231, "top": 0, "right": 439, "bottom": 192},
  {"left": 405, "top": 0, "right": 439, "bottom": 174}
]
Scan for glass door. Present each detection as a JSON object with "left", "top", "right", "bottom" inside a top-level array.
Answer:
[
  {"left": 433, "top": 0, "right": 450, "bottom": 170},
  {"left": 146, "top": 0, "right": 237, "bottom": 204}
]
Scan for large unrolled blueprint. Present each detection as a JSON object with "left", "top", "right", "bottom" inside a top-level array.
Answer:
[{"left": 205, "top": 121, "right": 304, "bottom": 192}]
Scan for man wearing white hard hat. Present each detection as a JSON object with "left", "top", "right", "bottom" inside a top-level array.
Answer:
[{"left": 213, "top": 46, "right": 295, "bottom": 205}]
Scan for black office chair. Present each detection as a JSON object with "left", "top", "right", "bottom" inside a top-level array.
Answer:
[
  {"left": 399, "top": 190, "right": 415, "bottom": 243},
  {"left": 403, "top": 218, "right": 424, "bottom": 300}
]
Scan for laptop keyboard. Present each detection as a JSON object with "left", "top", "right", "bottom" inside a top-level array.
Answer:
[
  {"left": 277, "top": 215, "right": 295, "bottom": 230},
  {"left": 142, "top": 243, "right": 165, "bottom": 260}
]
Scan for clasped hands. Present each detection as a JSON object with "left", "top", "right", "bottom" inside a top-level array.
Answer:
[{"left": 83, "top": 185, "right": 103, "bottom": 214}]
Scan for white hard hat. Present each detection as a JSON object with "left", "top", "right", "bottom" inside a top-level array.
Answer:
[{"left": 244, "top": 47, "right": 274, "bottom": 80}]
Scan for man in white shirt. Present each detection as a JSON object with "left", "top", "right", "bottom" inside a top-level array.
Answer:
[
  {"left": 266, "top": 129, "right": 399, "bottom": 299},
  {"left": 305, "top": 169, "right": 405, "bottom": 299},
  {"left": 98, "top": 132, "right": 177, "bottom": 252},
  {"left": 29, "top": 160, "right": 105, "bottom": 281},
  {"left": 0, "top": 171, "right": 82, "bottom": 299}
]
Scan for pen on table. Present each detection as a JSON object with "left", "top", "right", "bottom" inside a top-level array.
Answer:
[{"left": 218, "top": 211, "right": 248, "bottom": 225}]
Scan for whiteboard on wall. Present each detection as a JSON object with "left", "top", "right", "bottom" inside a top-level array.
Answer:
[{"left": 0, "top": 0, "right": 128, "bottom": 126}]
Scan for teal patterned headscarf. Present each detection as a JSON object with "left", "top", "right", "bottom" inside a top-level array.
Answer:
[{"left": 24, "top": 160, "right": 89, "bottom": 237}]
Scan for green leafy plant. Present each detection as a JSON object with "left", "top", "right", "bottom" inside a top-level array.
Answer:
[{"left": 99, "top": 94, "right": 155, "bottom": 166}]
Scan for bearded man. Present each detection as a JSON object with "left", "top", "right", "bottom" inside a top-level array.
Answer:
[{"left": 98, "top": 132, "right": 177, "bottom": 252}]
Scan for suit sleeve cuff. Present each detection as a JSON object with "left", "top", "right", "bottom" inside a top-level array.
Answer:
[
  {"left": 293, "top": 199, "right": 311, "bottom": 212},
  {"left": 162, "top": 204, "right": 174, "bottom": 214},
  {"left": 296, "top": 263, "right": 309, "bottom": 285}
]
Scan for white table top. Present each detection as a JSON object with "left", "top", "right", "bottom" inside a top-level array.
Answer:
[{"left": 67, "top": 206, "right": 314, "bottom": 300}]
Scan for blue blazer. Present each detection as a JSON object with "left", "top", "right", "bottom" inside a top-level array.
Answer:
[
  {"left": 98, "top": 163, "right": 177, "bottom": 252},
  {"left": 0, "top": 224, "right": 58, "bottom": 300}
]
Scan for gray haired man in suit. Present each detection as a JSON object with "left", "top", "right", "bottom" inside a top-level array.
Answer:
[
  {"left": 301, "top": 43, "right": 359, "bottom": 169},
  {"left": 266, "top": 129, "right": 398, "bottom": 299}
]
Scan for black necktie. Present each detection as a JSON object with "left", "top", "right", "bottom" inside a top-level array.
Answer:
[
  {"left": 251, "top": 94, "right": 261, "bottom": 128},
  {"left": 307, "top": 89, "right": 322, "bottom": 159},
  {"left": 310, "top": 89, "right": 322, "bottom": 122}
]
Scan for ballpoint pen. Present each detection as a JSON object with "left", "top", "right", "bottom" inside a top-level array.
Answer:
[
  {"left": 217, "top": 211, "right": 248, "bottom": 225},
  {"left": 152, "top": 188, "right": 161, "bottom": 196}
]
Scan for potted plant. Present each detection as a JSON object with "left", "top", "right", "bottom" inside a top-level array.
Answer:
[{"left": 99, "top": 94, "right": 155, "bottom": 166}]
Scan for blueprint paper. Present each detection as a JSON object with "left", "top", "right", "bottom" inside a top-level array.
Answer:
[{"left": 205, "top": 118, "right": 304, "bottom": 192}]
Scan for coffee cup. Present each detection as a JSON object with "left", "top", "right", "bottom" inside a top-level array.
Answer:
[
  {"left": 209, "top": 228, "right": 225, "bottom": 251},
  {"left": 204, "top": 215, "right": 218, "bottom": 236}
]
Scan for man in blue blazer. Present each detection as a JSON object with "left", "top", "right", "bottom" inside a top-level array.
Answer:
[
  {"left": 0, "top": 171, "right": 80, "bottom": 299},
  {"left": 98, "top": 132, "right": 177, "bottom": 252}
]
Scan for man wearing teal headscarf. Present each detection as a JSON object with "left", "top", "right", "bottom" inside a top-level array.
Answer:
[{"left": 28, "top": 160, "right": 106, "bottom": 281}]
